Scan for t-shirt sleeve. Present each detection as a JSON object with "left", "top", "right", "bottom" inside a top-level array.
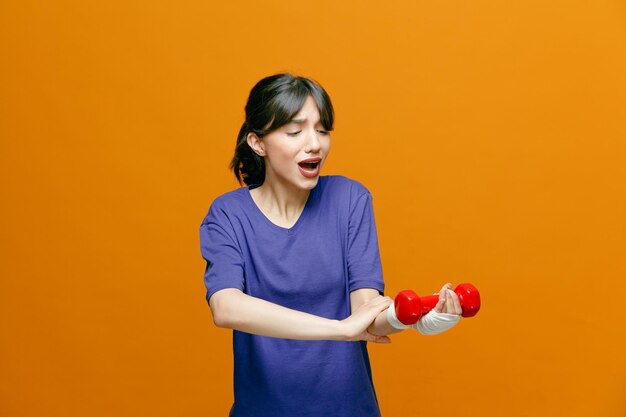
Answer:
[
  {"left": 199, "top": 203, "right": 245, "bottom": 304},
  {"left": 346, "top": 191, "right": 385, "bottom": 295}
]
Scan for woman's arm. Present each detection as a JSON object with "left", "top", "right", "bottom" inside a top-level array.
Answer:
[
  {"left": 350, "top": 288, "right": 403, "bottom": 337},
  {"left": 210, "top": 288, "right": 392, "bottom": 342}
]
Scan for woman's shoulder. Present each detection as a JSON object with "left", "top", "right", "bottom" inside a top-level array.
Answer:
[
  {"left": 213, "top": 186, "right": 248, "bottom": 205},
  {"left": 321, "top": 175, "right": 372, "bottom": 198},
  {"left": 201, "top": 186, "right": 249, "bottom": 225}
]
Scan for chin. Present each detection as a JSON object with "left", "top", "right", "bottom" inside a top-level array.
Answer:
[{"left": 294, "top": 179, "right": 315, "bottom": 189}]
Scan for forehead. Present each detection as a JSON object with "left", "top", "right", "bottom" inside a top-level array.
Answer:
[{"left": 288, "top": 96, "right": 321, "bottom": 124}]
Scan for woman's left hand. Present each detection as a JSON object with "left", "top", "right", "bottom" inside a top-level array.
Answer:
[{"left": 433, "top": 283, "right": 462, "bottom": 315}]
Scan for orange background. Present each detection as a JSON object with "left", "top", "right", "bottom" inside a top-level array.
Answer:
[{"left": 1, "top": 1, "right": 625, "bottom": 416}]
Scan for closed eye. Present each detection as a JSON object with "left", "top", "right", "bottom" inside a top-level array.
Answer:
[{"left": 286, "top": 130, "right": 330, "bottom": 137}]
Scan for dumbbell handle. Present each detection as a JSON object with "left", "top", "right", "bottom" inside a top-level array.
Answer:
[
  {"left": 394, "top": 283, "right": 481, "bottom": 325},
  {"left": 418, "top": 294, "right": 444, "bottom": 315}
]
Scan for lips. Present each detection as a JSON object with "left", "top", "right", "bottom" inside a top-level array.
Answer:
[
  {"left": 297, "top": 157, "right": 321, "bottom": 170},
  {"left": 297, "top": 157, "right": 322, "bottom": 178}
]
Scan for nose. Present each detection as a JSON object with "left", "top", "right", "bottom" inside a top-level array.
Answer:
[{"left": 305, "top": 128, "right": 322, "bottom": 153}]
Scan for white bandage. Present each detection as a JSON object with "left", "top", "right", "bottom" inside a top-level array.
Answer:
[
  {"left": 385, "top": 302, "right": 460, "bottom": 335},
  {"left": 386, "top": 302, "right": 410, "bottom": 330},
  {"left": 412, "top": 310, "right": 460, "bottom": 336}
]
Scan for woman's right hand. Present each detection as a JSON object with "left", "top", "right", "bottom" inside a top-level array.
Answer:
[
  {"left": 432, "top": 283, "right": 462, "bottom": 315},
  {"left": 340, "top": 295, "right": 393, "bottom": 343}
]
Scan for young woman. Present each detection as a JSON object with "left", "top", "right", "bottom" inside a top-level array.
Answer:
[{"left": 199, "top": 73, "right": 462, "bottom": 417}]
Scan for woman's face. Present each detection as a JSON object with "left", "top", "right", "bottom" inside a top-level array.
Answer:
[{"left": 248, "top": 95, "right": 331, "bottom": 191}]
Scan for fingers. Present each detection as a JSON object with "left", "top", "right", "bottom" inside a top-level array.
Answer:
[
  {"left": 369, "top": 295, "right": 393, "bottom": 310},
  {"left": 365, "top": 331, "right": 391, "bottom": 344},
  {"left": 444, "top": 289, "right": 462, "bottom": 315},
  {"left": 434, "top": 295, "right": 445, "bottom": 313},
  {"left": 450, "top": 289, "right": 462, "bottom": 315},
  {"left": 433, "top": 283, "right": 450, "bottom": 313},
  {"left": 365, "top": 295, "right": 388, "bottom": 304},
  {"left": 433, "top": 283, "right": 461, "bottom": 315},
  {"left": 434, "top": 283, "right": 451, "bottom": 299}
]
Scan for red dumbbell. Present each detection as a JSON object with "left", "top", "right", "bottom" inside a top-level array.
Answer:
[{"left": 394, "top": 283, "right": 481, "bottom": 325}]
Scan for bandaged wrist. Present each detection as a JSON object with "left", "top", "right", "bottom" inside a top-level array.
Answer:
[
  {"left": 386, "top": 302, "right": 411, "bottom": 330},
  {"left": 412, "top": 310, "right": 460, "bottom": 336}
]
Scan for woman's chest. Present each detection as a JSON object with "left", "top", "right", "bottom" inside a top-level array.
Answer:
[{"left": 242, "top": 226, "right": 346, "bottom": 303}]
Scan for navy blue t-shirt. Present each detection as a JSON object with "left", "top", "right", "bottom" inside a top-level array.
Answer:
[{"left": 199, "top": 175, "right": 385, "bottom": 417}]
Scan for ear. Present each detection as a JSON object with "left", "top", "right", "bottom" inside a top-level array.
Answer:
[{"left": 246, "top": 132, "right": 266, "bottom": 157}]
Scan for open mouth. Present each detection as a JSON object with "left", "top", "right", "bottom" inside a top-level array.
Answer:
[{"left": 298, "top": 161, "right": 319, "bottom": 171}]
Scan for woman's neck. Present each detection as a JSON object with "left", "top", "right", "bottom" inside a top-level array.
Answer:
[{"left": 250, "top": 179, "right": 310, "bottom": 225}]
